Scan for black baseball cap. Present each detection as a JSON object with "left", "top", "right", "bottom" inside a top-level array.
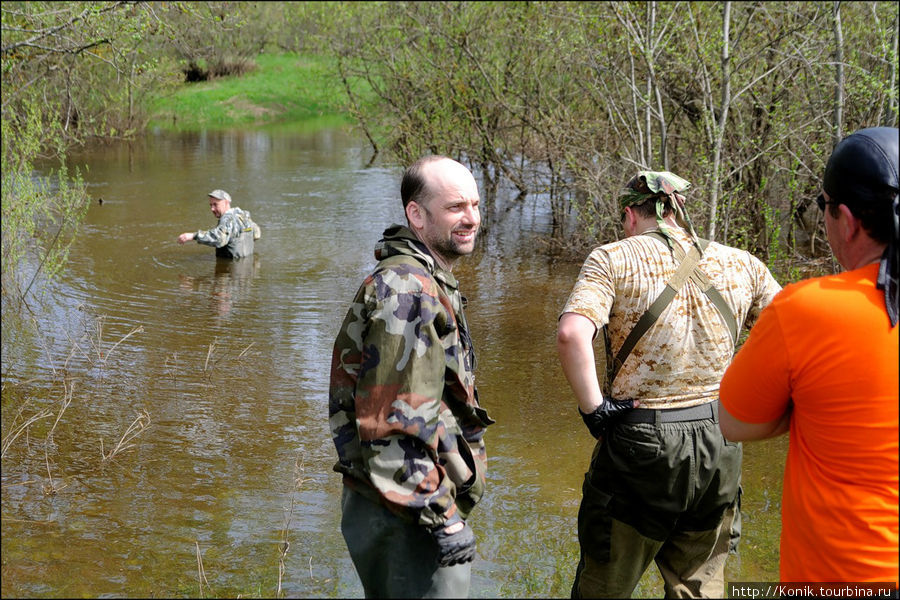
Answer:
[
  {"left": 822, "top": 126, "right": 899, "bottom": 326},
  {"left": 822, "top": 127, "right": 899, "bottom": 205}
]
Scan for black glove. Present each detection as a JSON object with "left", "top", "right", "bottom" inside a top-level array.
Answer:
[
  {"left": 579, "top": 397, "right": 636, "bottom": 439},
  {"left": 431, "top": 512, "right": 476, "bottom": 567}
]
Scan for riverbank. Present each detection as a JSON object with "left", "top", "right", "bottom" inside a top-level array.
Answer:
[{"left": 147, "top": 52, "right": 366, "bottom": 133}]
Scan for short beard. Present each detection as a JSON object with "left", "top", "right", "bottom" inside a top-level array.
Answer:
[
  {"left": 430, "top": 235, "right": 473, "bottom": 261},
  {"left": 422, "top": 207, "right": 476, "bottom": 262}
]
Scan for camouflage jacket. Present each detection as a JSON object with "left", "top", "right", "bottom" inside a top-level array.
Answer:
[
  {"left": 329, "top": 224, "right": 493, "bottom": 528},
  {"left": 195, "top": 207, "right": 261, "bottom": 259}
]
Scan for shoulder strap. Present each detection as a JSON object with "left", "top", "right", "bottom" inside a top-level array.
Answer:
[
  {"left": 609, "top": 231, "right": 739, "bottom": 385},
  {"left": 665, "top": 236, "right": 739, "bottom": 345}
]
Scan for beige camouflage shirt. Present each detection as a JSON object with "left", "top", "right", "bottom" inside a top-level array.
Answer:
[{"left": 561, "top": 226, "right": 781, "bottom": 408}]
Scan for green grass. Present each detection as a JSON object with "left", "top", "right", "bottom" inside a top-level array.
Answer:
[{"left": 148, "top": 53, "right": 369, "bottom": 132}]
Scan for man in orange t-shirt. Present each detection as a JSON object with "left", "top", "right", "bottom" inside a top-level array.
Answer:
[{"left": 718, "top": 127, "right": 899, "bottom": 587}]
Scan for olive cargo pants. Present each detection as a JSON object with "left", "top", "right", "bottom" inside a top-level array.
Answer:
[{"left": 571, "top": 410, "right": 742, "bottom": 599}]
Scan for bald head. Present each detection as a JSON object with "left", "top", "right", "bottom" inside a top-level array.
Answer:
[
  {"left": 402, "top": 156, "right": 474, "bottom": 210},
  {"left": 401, "top": 156, "right": 481, "bottom": 271}
]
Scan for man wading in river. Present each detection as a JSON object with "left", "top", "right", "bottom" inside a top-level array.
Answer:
[
  {"left": 329, "top": 156, "right": 493, "bottom": 598},
  {"left": 557, "top": 171, "right": 781, "bottom": 598},
  {"left": 177, "top": 189, "right": 260, "bottom": 259}
]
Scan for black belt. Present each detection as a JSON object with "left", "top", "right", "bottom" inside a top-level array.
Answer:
[{"left": 619, "top": 402, "right": 716, "bottom": 424}]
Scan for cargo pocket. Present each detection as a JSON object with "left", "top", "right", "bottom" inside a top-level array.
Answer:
[{"left": 578, "top": 475, "right": 614, "bottom": 563}]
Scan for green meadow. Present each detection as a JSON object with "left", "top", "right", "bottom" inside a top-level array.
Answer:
[{"left": 148, "top": 53, "right": 364, "bottom": 133}]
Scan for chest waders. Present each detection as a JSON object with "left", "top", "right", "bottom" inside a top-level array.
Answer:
[{"left": 224, "top": 214, "right": 257, "bottom": 259}]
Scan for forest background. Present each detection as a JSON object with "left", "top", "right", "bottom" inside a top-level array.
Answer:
[{"left": 2, "top": 1, "right": 899, "bottom": 299}]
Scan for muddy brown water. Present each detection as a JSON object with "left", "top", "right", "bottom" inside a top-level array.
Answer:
[{"left": 1, "top": 128, "right": 786, "bottom": 597}]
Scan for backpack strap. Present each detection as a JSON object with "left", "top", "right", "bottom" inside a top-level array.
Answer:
[{"left": 608, "top": 231, "right": 739, "bottom": 386}]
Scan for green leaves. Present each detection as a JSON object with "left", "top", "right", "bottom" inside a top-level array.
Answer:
[
  {"left": 1, "top": 106, "right": 90, "bottom": 300},
  {"left": 326, "top": 1, "right": 897, "bottom": 263}
]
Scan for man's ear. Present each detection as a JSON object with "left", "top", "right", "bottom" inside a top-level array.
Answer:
[
  {"left": 837, "top": 204, "right": 862, "bottom": 242},
  {"left": 622, "top": 206, "right": 637, "bottom": 234},
  {"left": 406, "top": 201, "right": 425, "bottom": 230}
]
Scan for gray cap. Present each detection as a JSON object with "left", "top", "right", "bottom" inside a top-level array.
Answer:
[{"left": 208, "top": 189, "right": 231, "bottom": 203}]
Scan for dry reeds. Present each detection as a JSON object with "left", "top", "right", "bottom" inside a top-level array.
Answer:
[
  {"left": 42, "top": 448, "right": 68, "bottom": 495},
  {"left": 196, "top": 540, "right": 212, "bottom": 597},
  {"left": 2, "top": 314, "right": 150, "bottom": 481},
  {"left": 100, "top": 410, "right": 151, "bottom": 463},
  {"left": 276, "top": 454, "right": 311, "bottom": 597},
  {"left": 1, "top": 405, "right": 51, "bottom": 458},
  {"left": 81, "top": 315, "right": 143, "bottom": 376},
  {"left": 164, "top": 352, "right": 179, "bottom": 382},
  {"left": 277, "top": 497, "right": 294, "bottom": 597},
  {"left": 202, "top": 337, "right": 256, "bottom": 380}
]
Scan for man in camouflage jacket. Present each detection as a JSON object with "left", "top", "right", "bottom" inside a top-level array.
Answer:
[
  {"left": 329, "top": 156, "right": 493, "bottom": 598},
  {"left": 177, "top": 189, "right": 260, "bottom": 259}
]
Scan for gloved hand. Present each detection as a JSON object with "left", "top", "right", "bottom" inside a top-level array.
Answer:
[
  {"left": 579, "top": 397, "right": 638, "bottom": 439},
  {"left": 431, "top": 512, "right": 476, "bottom": 567}
]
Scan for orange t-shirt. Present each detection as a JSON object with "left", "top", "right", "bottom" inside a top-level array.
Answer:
[{"left": 720, "top": 263, "right": 899, "bottom": 584}]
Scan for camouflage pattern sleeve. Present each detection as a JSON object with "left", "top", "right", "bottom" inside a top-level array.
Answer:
[{"left": 195, "top": 212, "right": 240, "bottom": 249}]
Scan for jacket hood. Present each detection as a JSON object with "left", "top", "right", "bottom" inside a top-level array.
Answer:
[{"left": 374, "top": 224, "right": 459, "bottom": 289}]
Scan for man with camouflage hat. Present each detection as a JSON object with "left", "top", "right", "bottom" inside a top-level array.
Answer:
[
  {"left": 557, "top": 171, "right": 781, "bottom": 597},
  {"left": 719, "top": 127, "right": 899, "bottom": 586},
  {"left": 329, "top": 155, "right": 493, "bottom": 598},
  {"left": 177, "top": 189, "right": 261, "bottom": 259}
]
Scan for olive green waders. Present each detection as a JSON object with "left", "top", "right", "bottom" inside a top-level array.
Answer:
[
  {"left": 571, "top": 403, "right": 742, "bottom": 599},
  {"left": 341, "top": 486, "right": 472, "bottom": 599},
  {"left": 217, "top": 227, "right": 255, "bottom": 259}
]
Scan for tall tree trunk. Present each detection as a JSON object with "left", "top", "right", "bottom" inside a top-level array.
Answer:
[
  {"left": 708, "top": 1, "right": 731, "bottom": 240},
  {"left": 653, "top": 73, "right": 668, "bottom": 169},
  {"left": 647, "top": 1, "right": 669, "bottom": 169},
  {"left": 887, "top": 13, "right": 898, "bottom": 127},
  {"left": 831, "top": 1, "right": 844, "bottom": 147},
  {"left": 629, "top": 52, "right": 647, "bottom": 167},
  {"left": 128, "top": 62, "right": 135, "bottom": 126},
  {"left": 645, "top": 2, "right": 654, "bottom": 166},
  {"left": 645, "top": 76, "right": 652, "bottom": 165}
]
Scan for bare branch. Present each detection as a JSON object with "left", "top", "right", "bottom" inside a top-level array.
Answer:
[{"left": 1, "top": 2, "right": 128, "bottom": 56}]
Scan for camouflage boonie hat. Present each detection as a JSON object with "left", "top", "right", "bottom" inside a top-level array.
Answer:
[{"left": 619, "top": 171, "right": 701, "bottom": 250}]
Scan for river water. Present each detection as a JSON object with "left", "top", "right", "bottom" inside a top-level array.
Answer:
[{"left": 1, "top": 128, "right": 786, "bottom": 598}]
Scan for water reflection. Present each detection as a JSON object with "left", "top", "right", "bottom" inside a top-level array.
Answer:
[
  {"left": 1, "top": 128, "right": 786, "bottom": 598},
  {"left": 178, "top": 256, "right": 261, "bottom": 318}
]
